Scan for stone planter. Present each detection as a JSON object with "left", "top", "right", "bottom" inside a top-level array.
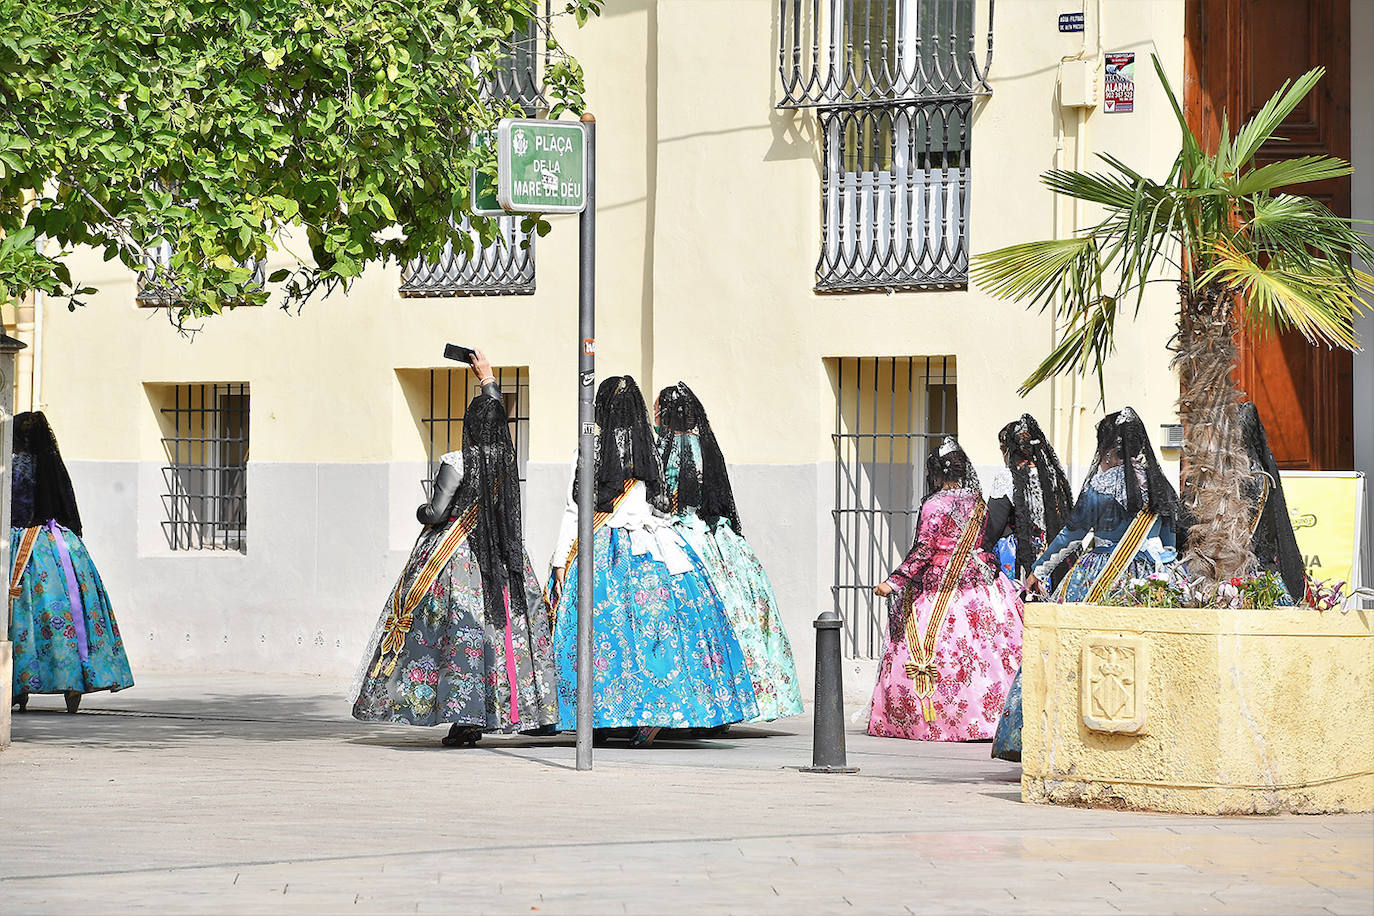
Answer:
[{"left": 1021, "top": 602, "right": 1373, "bottom": 814}]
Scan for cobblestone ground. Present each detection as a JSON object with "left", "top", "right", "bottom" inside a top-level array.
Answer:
[{"left": 2, "top": 673, "right": 1371, "bottom": 914}]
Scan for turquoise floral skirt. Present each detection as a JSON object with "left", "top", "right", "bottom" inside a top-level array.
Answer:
[
  {"left": 991, "top": 669, "right": 1022, "bottom": 761},
  {"left": 552, "top": 526, "right": 757, "bottom": 729},
  {"left": 10, "top": 524, "right": 134, "bottom": 699},
  {"left": 351, "top": 530, "right": 560, "bottom": 733},
  {"left": 672, "top": 517, "right": 803, "bottom": 721}
]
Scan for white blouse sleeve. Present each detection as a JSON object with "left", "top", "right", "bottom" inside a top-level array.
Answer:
[{"left": 550, "top": 450, "right": 580, "bottom": 569}]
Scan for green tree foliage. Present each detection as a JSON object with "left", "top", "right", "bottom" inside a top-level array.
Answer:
[{"left": 0, "top": 0, "right": 602, "bottom": 318}]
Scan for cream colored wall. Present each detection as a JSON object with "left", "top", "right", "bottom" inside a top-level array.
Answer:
[
  {"left": 37, "top": 0, "right": 1186, "bottom": 474},
  {"left": 649, "top": 0, "right": 1187, "bottom": 476}
]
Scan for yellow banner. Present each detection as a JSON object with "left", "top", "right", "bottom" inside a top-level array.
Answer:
[{"left": 1279, "top": 471, "right": 1368, "bottom": 589}]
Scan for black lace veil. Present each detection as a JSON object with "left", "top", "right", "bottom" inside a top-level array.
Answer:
[
  {"left": 449, "top": 394, "right": 526, "bottom": 628},
  {"left": 656, "top": 382, "right": 742, "bottom": 534},
  {"left": 1239, "top": 402, "right": 1305, "bottom": 598},
  {"left": 12, "top": 411, "right": 82, "bottom": 536},
  {"left": 573, "top": 375, "right": 667, "bottom": 513},
  {"left": 998, "top": 413, "right": 1073, "bottom": 575},
  {"left": 1083, "top": 407, "right": 1183, "bottom": 530}
]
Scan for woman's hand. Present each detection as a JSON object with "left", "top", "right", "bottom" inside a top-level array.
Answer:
[
  {"left": 873, "top": 581, "right": 895, "bottom": 598},
  {"left": 1025, "top": 573, "right": 1044, "bottom": 598},
  {"left": 470, "top": 348, "right": 494, "bottom": 382},
  {"left": 554, "top": 566, "right": 566, "bottom": 591}
]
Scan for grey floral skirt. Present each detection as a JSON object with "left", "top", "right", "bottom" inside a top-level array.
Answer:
[{"left": 351, "top": 530, "right": 560, "bottom": 732}]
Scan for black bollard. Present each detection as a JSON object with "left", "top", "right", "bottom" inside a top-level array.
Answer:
[{"left": 800, "top": 609, "right": 859, "bottom": 774}]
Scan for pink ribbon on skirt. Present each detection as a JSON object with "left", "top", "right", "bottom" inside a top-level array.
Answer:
[
  {"left": 502, "top": 586, "right": 519, "bottom": 725},
  {"left": 47, "top": 520, "right": 88, "bottom": 662}
]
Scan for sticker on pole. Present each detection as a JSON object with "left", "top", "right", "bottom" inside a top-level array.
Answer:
[
  {"left": 1104, "top": 52, "right": 1135, "bottom": 113},
  {"left": 497, "top": 119, "right": 587, "bottom": 213}
]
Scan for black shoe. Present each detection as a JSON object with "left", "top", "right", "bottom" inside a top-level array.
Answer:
[{"left": 441, "top": 724, "right": 482, "bottom": 747}]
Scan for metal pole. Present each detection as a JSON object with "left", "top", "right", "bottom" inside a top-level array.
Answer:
[
  {"left": 575, "top": 112, "right": 597, "bottom": 771},
  {"left": 0, "top": 330, "right": 27, "bottom": 748},
  {"left": 800, "top": 609, "right": 858, "bottom": 774}
]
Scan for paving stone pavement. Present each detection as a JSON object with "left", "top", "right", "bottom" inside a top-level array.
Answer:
[{"left": 1, "top": 673, "right": 1371, "bottom": 914}]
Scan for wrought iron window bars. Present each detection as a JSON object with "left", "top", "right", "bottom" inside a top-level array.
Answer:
[
  {"left": 818, "top": 99, "right": 971, "bottom": 292},
  {"left": 419, "top": 367, "right": 530, "bottom": 507},
  {"left": 778, "top": 0, "right": 994, "bottom": 109},
  {"left": 400, "top": 7, "right": 548, "bottom": 298},
  {"left": 158, "top": 383, "right": 249, "bottom": 552},
  {"left": 831, "top": 356, "right": 956, "bottom": 658}
]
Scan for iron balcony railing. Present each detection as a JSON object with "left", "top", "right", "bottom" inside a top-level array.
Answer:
[
  {"left": 778, "top": 0, "right": 994, "bottom": 108},
  {"left": 817, "top": 99, "right": 971, "bottom": 291},
  {"left": 400, "top": 217, "right": 535, "bottom": 297}
]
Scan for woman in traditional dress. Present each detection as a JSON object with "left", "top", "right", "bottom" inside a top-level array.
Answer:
[
  {"left": 983, "top": 414, "right": 1073, "bottom": 762},
  {"left": 548, "top": 376, "right": 756, "bottom": 745},
  {"left": 654, "top": 382, "right": 803, "bottom": 723},
  {"left": 868, "top": 437, "right": 1024, "bottom": 742},
  {"left": 1027, "top": 407, "right": 1183, "bottom": 603},
  {"left": 1218, "top": 402, "right": 1306, "bottom": 604},
  {"left": 352, "top": 350, "right": 559, "bottom": 746},
  {"left": 9, "top": 411, "right": 133, "bottom": 713}
]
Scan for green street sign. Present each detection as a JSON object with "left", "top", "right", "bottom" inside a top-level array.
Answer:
[
  {"left": 496, "top": 118, "right": 587, "bottom": 214},
  {"left": 470, "top": 130, "right": 503, "bottom": 217}
]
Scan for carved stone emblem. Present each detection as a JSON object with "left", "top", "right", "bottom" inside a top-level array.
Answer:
[{"left": 1081, "top": 634, "right": 1150, "bottom": 734}]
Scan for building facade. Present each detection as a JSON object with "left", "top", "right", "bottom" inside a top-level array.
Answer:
[{"left": 10, "top": 0, "right": 1371, "bottom": 693}]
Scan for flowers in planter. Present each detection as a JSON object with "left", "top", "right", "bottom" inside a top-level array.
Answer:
[{"left": 1105, "top": 571, "right": 1354, "bottom": 610}]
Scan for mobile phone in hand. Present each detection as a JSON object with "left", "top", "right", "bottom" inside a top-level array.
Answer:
[{"left": 444, "top": 344, "right": 477, "bottom": 365}]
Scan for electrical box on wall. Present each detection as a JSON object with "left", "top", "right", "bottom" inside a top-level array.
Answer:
[{"left": 1059, "top": 58, "right": 1099, "bottom": 109}]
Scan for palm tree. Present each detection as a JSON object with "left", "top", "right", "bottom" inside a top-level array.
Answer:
[{"left": 971, "top": 55, "right": 1372, "bottom": 594}]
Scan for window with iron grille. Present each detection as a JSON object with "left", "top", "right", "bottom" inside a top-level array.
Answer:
[
  {"left": 819, "top": 100, "right": 970, "bottom": 291},
  {"left": 414, "top": 367, "right": 530, "bottom": 506},
  {"left": 830, "top": 356, "right": 956, "bottom": 658},
  {"left": 778, "top": 1, "right": 993, "bottom": 292},
  {"left": 154, "top": 383, "right": 249, "bottom": 552},
  {"left": 136, "top": 239, "right": 266, "bottom": 307},
  {"left": 778, "top": 0, "right": 993, "bottom": 108},
  {"left": 400, "top": 8, "right": 547, "bottom": 298}
]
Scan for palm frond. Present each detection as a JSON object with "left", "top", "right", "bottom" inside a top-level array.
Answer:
[
  {"left": 1231, "top": 155, "right": 1353, "bottom": 196},
  {"left": 1200, "top": 242, "right": 1367, "bottom": 348},
  {"left": 970, "top": 236, "right": 1098, "bottom": 310},
  {"left": 1018, "top": 294, "right": 1120, "bottom": 399},
  {"left": 1041, "top": 168, "right": 1143, "bottom": 211},
  {"left": 1151, "top": 54, "right": 1205, "bottom": 175},
  {"left": 1225, "top": 68, "right": 1325, "bottom": 171}
]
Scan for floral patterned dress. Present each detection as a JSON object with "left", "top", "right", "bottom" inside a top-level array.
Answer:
[
  {"left": 550, "top": 476, "right": 757, "bottom": 730},
  {"left": 351, "top": 492, "right": 559, "bottom": 733},
  {"left": 10, "top": 522, "right": 134, "bottom": 700},
  {"left": 664, "top": 436, "right": 803, "bottom": 722},
  {"left": 868, "top": 488, "right": 1024, "bottom": 741}
]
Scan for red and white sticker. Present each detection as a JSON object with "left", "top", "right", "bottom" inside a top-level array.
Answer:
[{"left": 583, "top": 337, "right": 596, "bottom": 355}]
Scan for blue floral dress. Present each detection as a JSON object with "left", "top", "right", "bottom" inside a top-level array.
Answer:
[
  {"left": 663, "top": 435, "right": 803, "bottom": 722},
  {"left": 10, "top": 522, "right": 134, "bottom": 700},
  {"left": 550, "top": 478, "right": 757, "bottom": 729}
]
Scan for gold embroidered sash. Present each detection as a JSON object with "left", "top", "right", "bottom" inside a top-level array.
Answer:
[
  {"left": 9, "top": 525, "right": 40, "bottom": 600},
  {"left": 371, "top": 501, "right": 481, "bottom": 677},
  {"left": 902, "top": 498, "right": 987, "bottom": 723},
  {"left": 1084, "top": 510, "right": 1159, "bottom": 604}
]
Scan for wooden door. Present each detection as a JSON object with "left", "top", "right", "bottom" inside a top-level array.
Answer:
[{"left": 1184, "top": 0, "right": 1353, "bottom": 469}]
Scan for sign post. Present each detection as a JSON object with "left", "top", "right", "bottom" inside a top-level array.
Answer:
[
  {"left": 574, "top": 114, "right": 596, "bottom": 771},
  {"left": 492, "top": 114, "right": 593, "bottom": 768}
]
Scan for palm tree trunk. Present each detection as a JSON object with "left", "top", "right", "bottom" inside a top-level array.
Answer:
[{"left": 1173, "top": 283, "right": 1256, "bottom": 591}]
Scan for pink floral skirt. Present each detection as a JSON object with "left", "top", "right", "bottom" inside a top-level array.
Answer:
[{"left": 868, "top": 576, "right": 1023, "bottom": 741}]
